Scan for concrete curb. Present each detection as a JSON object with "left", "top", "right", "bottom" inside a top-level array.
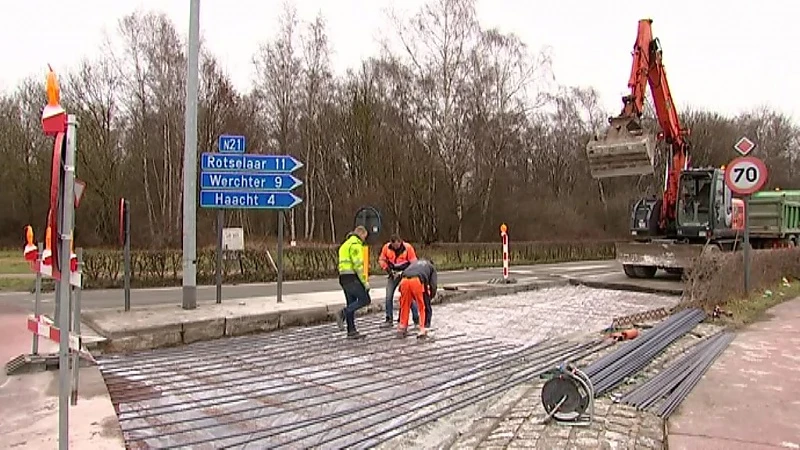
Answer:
[
  {"left": 92, "top": 279, "right": 570, "bottom": 354},
  {"left": 566, "top": 277, "right": 684, "bottom": 296}
]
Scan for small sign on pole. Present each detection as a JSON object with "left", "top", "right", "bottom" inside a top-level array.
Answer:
[
  {"left": 725, "top": 136, "right": 768, "bottom": 294},
  {"left": 353, "top": 206, "right": 383, "bottom": 286}
]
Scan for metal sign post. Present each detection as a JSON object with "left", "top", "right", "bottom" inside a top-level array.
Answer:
[
  {"left": 56, "top": 114, "right": 78, "bottom": 450},
  {"left": 743, "top": 196, "right": 751, "bottom": 292},
  {"left": 182, "top": 0, "right": 201, "bottom": 311},
  {"left": 198, "top": 135, "right": 304, "bottom": 305},
  {"left": 725, "top": 136, "right": 768, "bottom": 294},
  {"left": 32, "top": 242, "right": 43, "bottom": 355},
  {"left": 216, "top": 210, "right": 223, "bottom": 304},
  {"left": 70, "top": 247, "right": 83, "bottom": 406},
  {"left": 277, "top": 212, "right": 284, "bottom": 303},
  {"left": 120, "top": 199, "right": 131, "bottom": 311}
]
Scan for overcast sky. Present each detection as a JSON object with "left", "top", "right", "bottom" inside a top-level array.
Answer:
[{"left": 1, "top": 0, "right": 796, "bottom": 122}]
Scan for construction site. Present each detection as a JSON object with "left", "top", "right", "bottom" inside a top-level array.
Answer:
[{"left": 1, "top": 7, "right": 800, "bottom": 450}]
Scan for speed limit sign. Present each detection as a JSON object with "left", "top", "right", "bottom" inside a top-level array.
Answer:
[{"left": 725, "top": 156, "right": 768, "bottom": 195}]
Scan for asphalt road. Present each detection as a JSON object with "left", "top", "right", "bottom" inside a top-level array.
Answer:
[{"left": 0, "top": 260, "right": 626, "bottom": 312}]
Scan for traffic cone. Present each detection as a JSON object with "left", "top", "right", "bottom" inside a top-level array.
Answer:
[
  {"left": 23, "top": 225, "right": 38, "bottom": 262},
  {"left": 42, "top": 225, "right": 52, "bottom": 266}
]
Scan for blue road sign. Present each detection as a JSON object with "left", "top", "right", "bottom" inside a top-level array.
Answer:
[
  {"left": 200, "top": 190, "right": 303, "bottom": 209},
  {"left": 200, "top": 172, "right": 303, "bottom": 191},
  {"left": 218, "top": 135, "right": 246, "bottom": 153},
  {"left": 201, "top": 153, "right": 303, "bottom": 173}
]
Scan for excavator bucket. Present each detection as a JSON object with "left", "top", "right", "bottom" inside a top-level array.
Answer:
[{"left": 586, "top": 116, "right": 656, "bottom": 179}]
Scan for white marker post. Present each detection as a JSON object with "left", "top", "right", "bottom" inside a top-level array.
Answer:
[{"left": 500, "top": 223, "right": 509, "bottom": 281}]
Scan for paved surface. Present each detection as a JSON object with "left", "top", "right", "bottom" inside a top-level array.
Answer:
[
  {"left": 94, "top": 284, "right": 679, "bottom": 449},
  {"left": 0, "top": 260, "right": 624, "bottom": 312},
  {"left": 669, "top": 298, "right": 800, "bottom": 450},
  {"left": 0, "top": 302, "right": 124, "bottom": 449}
]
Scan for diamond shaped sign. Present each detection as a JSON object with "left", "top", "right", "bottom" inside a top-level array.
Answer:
[{"left": 734, "top": 136, "right": 756, "bottom": 156}]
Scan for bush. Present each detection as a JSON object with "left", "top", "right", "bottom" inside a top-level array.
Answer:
[
  {"left": 683, "top": 247, "right": 800, "bottom": 308},
  {"left": 80, "top": 240, "right": 618, "bottom": 289}
]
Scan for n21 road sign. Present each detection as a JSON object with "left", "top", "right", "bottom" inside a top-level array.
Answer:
[
  {"left": 725, "top": 156, "right": 768, "bottom": 195},
  {"left": 200, "top": 191, "right": 303, "bottom": 209},
  {"left": 218, "top": 135, "right": 246, "bottom": 153}
]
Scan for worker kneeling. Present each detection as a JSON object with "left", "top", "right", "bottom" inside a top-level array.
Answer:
[{"left": 397, "top": 259, "right": 437, "bottom": 339}]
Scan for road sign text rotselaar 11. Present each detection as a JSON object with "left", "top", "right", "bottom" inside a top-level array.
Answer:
[
  {"left": 199, "top": 190, "right": 302, "bottom": 209},
  {"left": 218, "top": 135, "right": 246, "bottom": 153},
  {"left": 201, "top": 153, "right": 303, "bottom": 173},
  {"left": 200, "top": 172, "right": 303, "bottom": 191}
]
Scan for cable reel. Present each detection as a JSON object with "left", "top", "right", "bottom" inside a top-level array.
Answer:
[{"left": 540, "top": 363, "right": 594, "bottom": 426}]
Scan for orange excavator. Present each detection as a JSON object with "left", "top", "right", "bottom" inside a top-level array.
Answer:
[{"left": 586, "top": 19, "right": 750, "bottom": 278}]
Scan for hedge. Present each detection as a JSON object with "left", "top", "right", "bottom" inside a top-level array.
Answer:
[{"left": 80, "top": 240, "right": 618, "bottom": 289}]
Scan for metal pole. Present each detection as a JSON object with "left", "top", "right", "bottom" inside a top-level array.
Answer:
[
  {"left": 32, "top": 242, "right": 43, "bottom": 355},
  {"left": 181, "top": 0, "right": 200, "bottom": 310},
  {"left": 277, "top": 211, "right": 284, "bottom": 303},
  {"left": 70, "top": 247, "right": 83, "bottom": 406},
  {"left": 216, "top": 210, "right": 223, "bottom": 304},
  {"left": 58, "top": 114, "right": 78, "bottom": 450},
  {"left": 54, "top": 272, "right": 61, "bottom": 325},
  {"left": 744, "top": 195, "right": 751, "bottom": 293},
  {"left": 124, "top": 200, "right": 131, "bottom": 311}
]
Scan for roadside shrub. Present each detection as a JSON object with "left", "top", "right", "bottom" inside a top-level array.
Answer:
[
  {"left": 79, "top": 240, "right": 618, "bottom": 289},
  {"left": 683, "top": 247, "right": 800, "bottom": 308}
]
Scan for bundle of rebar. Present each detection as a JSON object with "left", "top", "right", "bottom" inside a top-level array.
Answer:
[
  {"left": 619, "top": 330, "right": 735, "bottom": 418},
  {"left": 582, "top": 308, "right": 706, "bottom": 395}
]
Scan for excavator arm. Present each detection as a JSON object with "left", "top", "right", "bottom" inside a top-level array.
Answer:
[{"left": 586, "top": 18, "right": 690, "bottom": 229}]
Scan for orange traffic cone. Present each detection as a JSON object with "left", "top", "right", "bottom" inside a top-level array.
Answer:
[
  {"left": 23, "top": 225, "right": 38, "bottom": 262},
  {"left": 42, "top": 225, "right": 52, "bottom": 266}
]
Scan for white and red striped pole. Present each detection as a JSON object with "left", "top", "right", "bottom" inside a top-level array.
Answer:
[{"left": 500, "top": 223, "right": 509, "bottom": 280}]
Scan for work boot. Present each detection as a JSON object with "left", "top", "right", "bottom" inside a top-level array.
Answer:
[
  {"left": 396, "top": 327, "right": 408, "bottom": 339},
  {"left": 417, "top": 329, "right": 429, "bottom": 340},
  {"left": 380, "top": 318, "right": 393, "bottom": 329},
  {"left": 347, "top": 331, "right": 366, "bottom": 340},
  {"left": 335, "top": 309, "right": 345, "bottom": 332}
]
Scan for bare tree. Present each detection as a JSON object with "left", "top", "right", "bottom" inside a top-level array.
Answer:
[{"left": 253, "top": 2, "right": 302, "bottom": 243}]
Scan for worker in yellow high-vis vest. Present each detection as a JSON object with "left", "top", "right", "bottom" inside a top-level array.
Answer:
[{"left": 335, "top": 225, "right": 371, "bottom": 339}]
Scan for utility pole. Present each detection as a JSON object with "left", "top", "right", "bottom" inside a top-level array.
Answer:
[{"left": 182, "top": 0, "right": 200, "bottom": 310}]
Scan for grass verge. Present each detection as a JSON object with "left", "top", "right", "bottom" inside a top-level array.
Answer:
[
  {"left": 0, "top": 277, "right": 33, "bottom": 292},
  {"left": 719, "top": 277, "right": 800, "bottom": 328},
  {"left": 0, "top": 250, "right": 31, "bottom": 275}
]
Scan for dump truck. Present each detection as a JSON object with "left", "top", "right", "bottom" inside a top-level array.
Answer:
[{"left": 586, "top": 19, "right": 796, "bottom": 279}]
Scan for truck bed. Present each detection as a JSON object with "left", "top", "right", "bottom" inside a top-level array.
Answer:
[{"left": 748, "top": 190, "right": 800, "bottom": 238}]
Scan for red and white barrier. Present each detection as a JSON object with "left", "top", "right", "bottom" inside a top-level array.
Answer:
[
  {"left": 500, "top": 223, "right": 509, "bottom": 281},
  {"left": 27, "top": 315, "right": 81, "bottom": 351}
]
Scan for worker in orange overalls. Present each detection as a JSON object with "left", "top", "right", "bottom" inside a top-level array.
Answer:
[
  {"left": 379, "top": 234, "right": 417, "bottom": 328},
  {"left": 397, "top": 259, "right": 437, "bottom": 339}
]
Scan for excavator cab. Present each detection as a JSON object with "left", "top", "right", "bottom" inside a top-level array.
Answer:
[{"left": 586, "top": 116, "right": 656, "bottom": 179}]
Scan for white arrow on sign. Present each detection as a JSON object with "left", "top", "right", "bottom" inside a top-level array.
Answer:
[{"left": 725, "top": 156, "right": 768, "bottom": 195}]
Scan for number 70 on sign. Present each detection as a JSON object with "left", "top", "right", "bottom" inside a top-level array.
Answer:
[{"left": 725, "top": 156, "right": 768, "bottom": 195}]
